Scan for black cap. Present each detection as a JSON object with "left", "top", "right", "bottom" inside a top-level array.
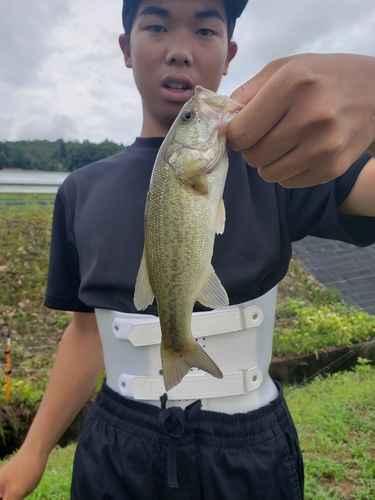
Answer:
[
  {"left": 122, "top": 0, "right": 248, "bottom": 31},
  {"left": 224, "top": 0, "right": 248, "bottom": 19}
]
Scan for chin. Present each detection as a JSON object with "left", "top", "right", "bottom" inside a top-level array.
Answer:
[{"left": 165, "top": 105, "right": 185, "bottom": 123}]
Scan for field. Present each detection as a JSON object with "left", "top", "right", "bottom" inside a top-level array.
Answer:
[
  {"left": 0, "top": 194, "right": 374, "bottom": 498},
  {"left": 2, "top": 364, "right": 374, "bottom": 499}
]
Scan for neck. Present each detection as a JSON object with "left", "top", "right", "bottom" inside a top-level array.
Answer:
[
  {"left": 140, "top": 122, "right": 170, "bottom": 138},
  {"left": 139, "top": 101, "right": 178, "bottom": 138}
]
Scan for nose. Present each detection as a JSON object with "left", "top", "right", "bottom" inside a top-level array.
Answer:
[{"left": 165, "top": 33, "right": 193, "bottom": 67}]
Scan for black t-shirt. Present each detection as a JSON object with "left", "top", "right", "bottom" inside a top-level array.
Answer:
[{"left": 44, "top": 137, "right": 375, "bottom": 314}]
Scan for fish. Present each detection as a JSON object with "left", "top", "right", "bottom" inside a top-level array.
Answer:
[{"left": 134, "top": 85, "right": 243, "bottom": 391}]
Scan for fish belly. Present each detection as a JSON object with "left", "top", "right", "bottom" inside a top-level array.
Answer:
[{"left": 145, "top": 159, "right": 226, "bottom": 390}]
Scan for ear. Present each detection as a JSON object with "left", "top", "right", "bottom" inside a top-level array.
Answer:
[
  {"left": 119, "top": 33, "right": 132, "bottom": 68},
  {"left": 223, "top": 41, "right": 238, "bottom": 76}
]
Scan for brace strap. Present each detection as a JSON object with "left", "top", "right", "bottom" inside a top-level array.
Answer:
[
  {"left": 118, "top": 367, "right": 262, "bottom": 400},
  {"left": 111, "top": 304, "right": 263, "bottom": 346}
]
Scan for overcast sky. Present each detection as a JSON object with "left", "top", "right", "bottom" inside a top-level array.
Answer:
[{"left": 1, "top": 0, "right": 375, "bottom": 146}]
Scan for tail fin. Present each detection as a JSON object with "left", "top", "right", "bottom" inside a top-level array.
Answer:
[{"left": 161, "top": 341, "right": 223, "bottom": 392}]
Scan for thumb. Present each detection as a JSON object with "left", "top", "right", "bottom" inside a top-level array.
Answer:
[
  {"left": 230, "top": 73, "right": 267, "bottom": 106},
  {"left": 228, "top": 56, "right": 293, "bottom": 151},
  {"left": 230, "top": 55, "right": 292, "bottom": 105}
]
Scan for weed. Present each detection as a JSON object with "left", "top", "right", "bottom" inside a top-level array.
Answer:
[
  {"left": 55, "top": 314, "right": 72, "bottom": 329},
  {"left": 274, "top": 300, "right": 375, "bottom": 356}
]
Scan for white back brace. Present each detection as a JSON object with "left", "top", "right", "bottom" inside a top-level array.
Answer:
[{"left": 95, "top": 285, "right": 279, "bottom": 413}]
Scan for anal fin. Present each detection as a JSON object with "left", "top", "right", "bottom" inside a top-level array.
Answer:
[
  {"left": 196, "top": 265, "right": 229, "bottom": 309},
  {"left": 215, "top": 198, "right": 226, "bottom": 234}
]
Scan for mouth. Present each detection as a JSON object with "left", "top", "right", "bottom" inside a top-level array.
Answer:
[
  {"left": 164, "top": 82, "right": 190, "bottom": 90},
  {"left": 162, "top": 76, "right": 194, "bottom": 100}
]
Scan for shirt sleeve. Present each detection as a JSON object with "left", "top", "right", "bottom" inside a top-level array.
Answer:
[
  {"left": 285, "top": 153, "right": 375, "bottom": 246},
  {"left": 44, "top": 189, "right": 95, "bottom": 312}
]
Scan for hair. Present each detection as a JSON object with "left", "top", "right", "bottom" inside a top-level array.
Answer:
[{"left": 122, "top": 2, "right": 236, "bottom": 46}]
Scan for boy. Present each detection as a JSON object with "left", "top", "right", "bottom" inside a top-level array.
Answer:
[{"left": 1, "top": 0, "right": 375, "bottom": 498}]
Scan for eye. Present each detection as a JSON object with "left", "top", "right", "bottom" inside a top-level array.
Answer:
[
  {"left": 197, "top": 28, "right": 215, "bottom": 36},
  {"left": 148, "top": 25, "right": 166, "bottom": 33},
  {"left": 181, "top": 110, "right": 195, "bottom": 122}
]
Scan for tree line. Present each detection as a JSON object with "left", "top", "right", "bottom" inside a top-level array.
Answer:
[{"left": 0, "top": 139, "right": 125, "bottom": 172}]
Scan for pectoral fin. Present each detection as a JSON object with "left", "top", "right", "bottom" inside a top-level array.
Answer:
[
  {"left": 179, "top": 150, "right": 208, "bottom": 194},
  {"left": 134, "top": 248, "right": 155, "bottom": 310},
  {"left": 196, "top": 265, "right": 229, "bottom": 309}
]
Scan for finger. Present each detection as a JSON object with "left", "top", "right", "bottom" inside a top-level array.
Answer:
[
  {"left": 238, "top": 111, "right": 301, "bottom": 168},
  {"left": 3, "top": 488, "right": 23, "bottom": 500},
  {"left": 253, "top": 141, "right": 349, "bottom": 188},
  {"left": 229, "top": 74, "right": 269, "bottom": 106},
  {"left": 3, "top": 492, "right": 21, "bottom": 500},
  {"left": 237, "top": 83, "right": 348, "bottom": 175},
  {"left": 228, "top": 64, "right": 294, "bottom": 152},
  {"left": 1, "top": 485, "right": 23, "bottom": 500}
]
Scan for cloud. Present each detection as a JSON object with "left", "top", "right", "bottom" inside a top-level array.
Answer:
[
  {"left": 1, "top": 0, "right": 375, "bottom": 144},
  {"left": 0, "top": 0, "right": 71, "bottom": 87},
  {"left": 220, "top": 0, "right": 375, "bottom": 94},
  {"left": 15, "top": 114, "right": 79, "bottom": 142}
]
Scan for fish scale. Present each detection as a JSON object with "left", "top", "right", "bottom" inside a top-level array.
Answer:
[{"left": 134, "top": 86, "right": 243, "bottom": 391}]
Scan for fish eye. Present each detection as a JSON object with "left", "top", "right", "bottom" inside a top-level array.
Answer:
[{"left": 181, "top": 110, "right": 195, "bottom": 122}]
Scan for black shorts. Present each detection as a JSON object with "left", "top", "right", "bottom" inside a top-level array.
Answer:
[{"left": 71, "top": 382, "right": 304, "bottom": 500}]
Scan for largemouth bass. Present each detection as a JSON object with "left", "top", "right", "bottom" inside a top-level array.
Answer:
[{"left": 134, "top": 86, "right": 243, "bottom": 391}]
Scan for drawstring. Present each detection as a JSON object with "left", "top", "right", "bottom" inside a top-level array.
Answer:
[{"left": 158, "top": 393, "right": 202, "bottom": 490}]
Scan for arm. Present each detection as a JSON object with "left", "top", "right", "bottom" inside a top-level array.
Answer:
[
  {"left": 339, "top": 157, "right": 375, "bottom": 216},
  {"left": 228, "top": 53, "right": 375, "bottom": 193},
  {"left": 0, "top": 312, "right": 104, "bottom": 500}
]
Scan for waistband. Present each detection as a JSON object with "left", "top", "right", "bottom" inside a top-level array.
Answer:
[
  {"left": 92, "top": 380, "right": 293, "bottom": 490},
  {"left": 92, "top": 380, "right": 292, "bottom": 446}
]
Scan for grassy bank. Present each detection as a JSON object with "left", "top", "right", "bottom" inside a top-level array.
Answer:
[
  {"left": 287, "top": 361, "right": 375, "bottom": 499},
  {"left": 2, "top": 363, "right": 374, "bottom": 499},
  {"left": 0, "top": 201, "right": 68, "bottom": 449},
  {"left": 0, "top": 195, "right": 374, "bottom": 453},
  {"left": 0, "top": 193, "right": 56, "bottom": 204}
]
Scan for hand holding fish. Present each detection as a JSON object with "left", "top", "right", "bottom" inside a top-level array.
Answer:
[{"left": 228, "top": 53, "right": 375, "bottom": 188}]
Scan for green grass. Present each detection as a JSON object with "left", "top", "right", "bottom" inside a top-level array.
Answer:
[
  {"left": 0, "top": 444, "right": 75, "bottom": 499},
  {"left": 1, "top": 364, "right": 374, "bottom": 499},
  {"left": 28, "top": 445, "right": 74, "bottom": 499},
  {"left": 0, "top": 193, "right": 56, "bottom": 205},
  {"left": 273, "top": 300, "right": 375, "bottom": 357},
  {"left": 287, "top": 360, "right": 375, "bottom": 499}
]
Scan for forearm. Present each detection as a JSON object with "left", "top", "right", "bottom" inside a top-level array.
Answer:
[
  {"left": 339, "top": 157, "right": 375, "bottom": 216},
  {"left": 19, "top": 312, "right": 104, "bottom": 459}
]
